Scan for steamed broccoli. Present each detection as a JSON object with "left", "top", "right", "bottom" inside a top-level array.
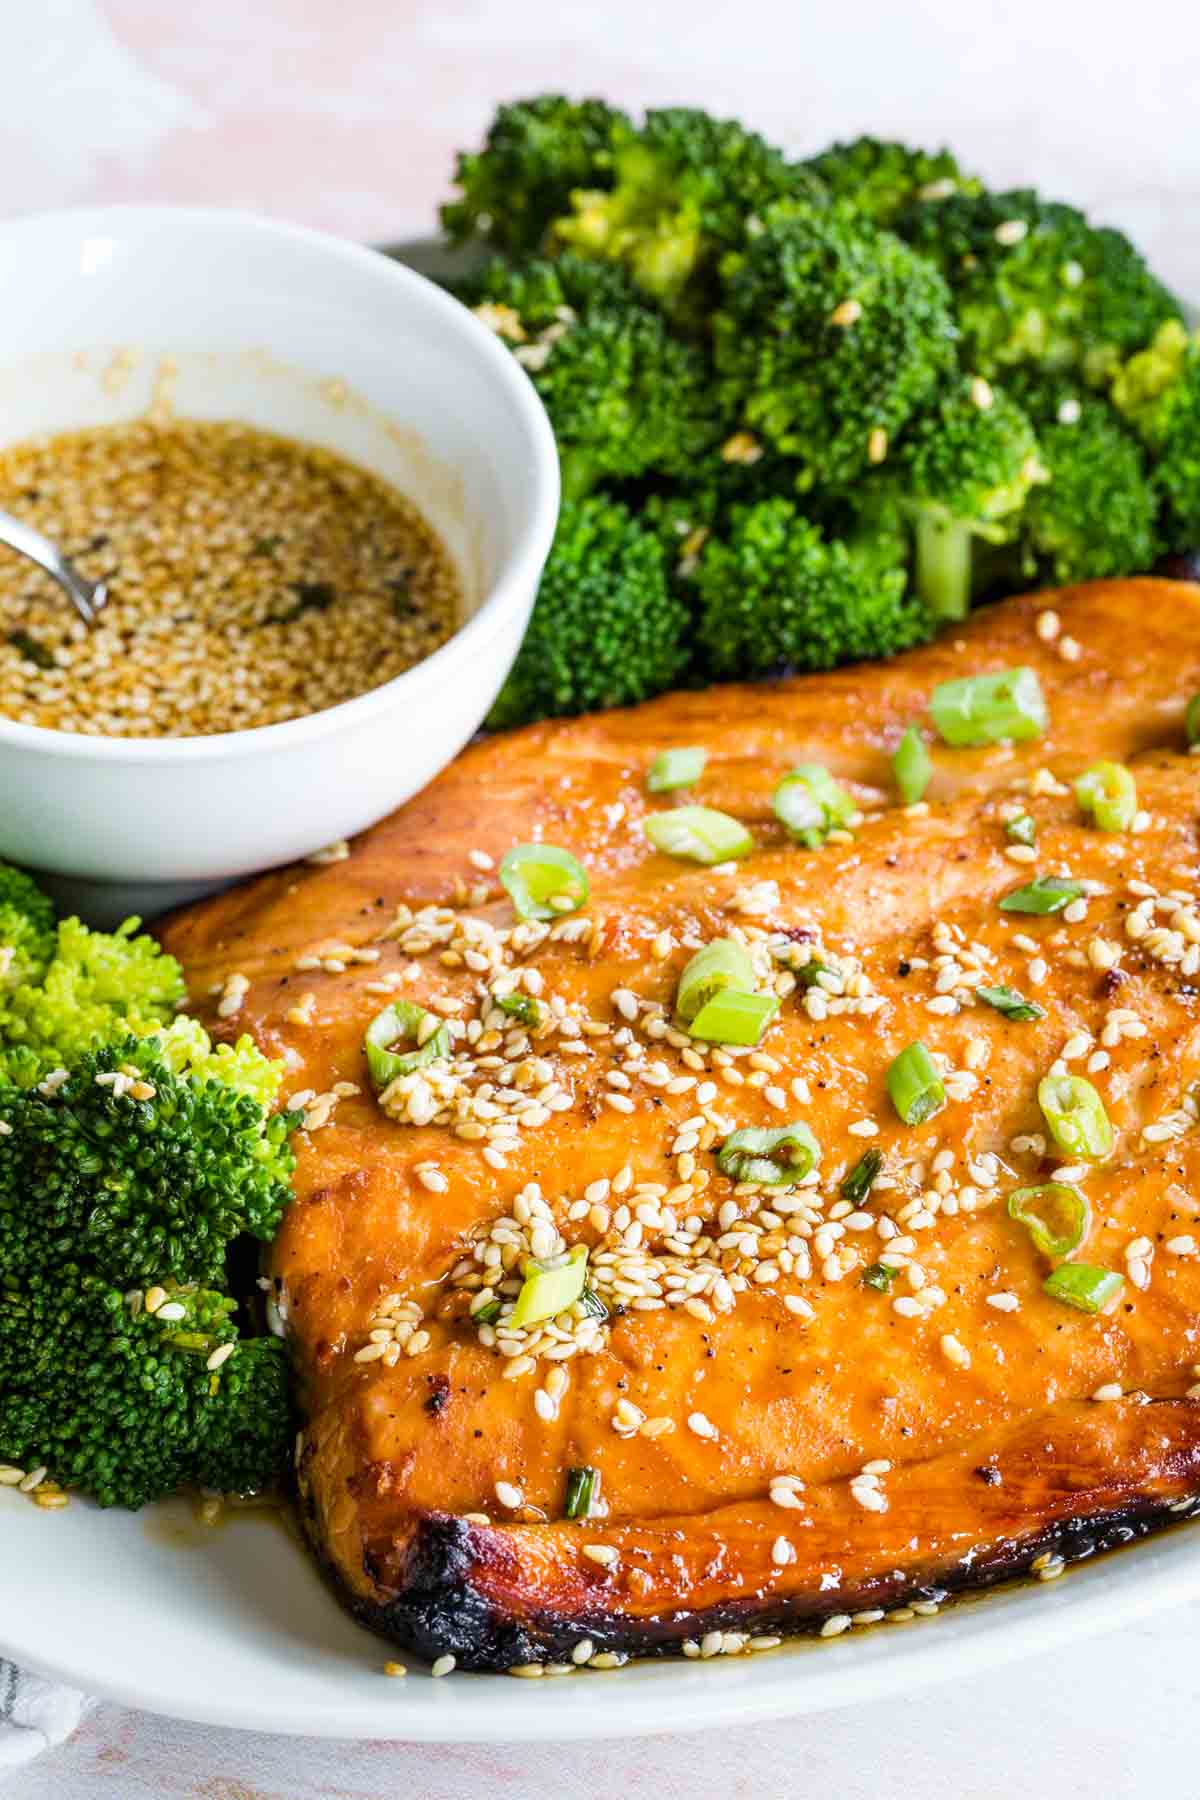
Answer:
[
  {"left": 898, "top": 188, "right": 1179, "bottom": 383},
  {"left": 440, "top": 95, "right": 630, "bottom": 257},
  {"left": 1004, "top": 377, "right": 1159, "bottom": 583},
  {"left": 0, "top": 1034, "right": 296, "bottom": 1291},
  {"left": 888, "top": 377, "right": 1046, "bottom": 618},
  {"left": 0, "top": 863, "right": 56, "bottom": 997},
  {"left": 693, "top": 496, "right": 933, "bottom": 680},
  {"left": 488, "top": 497, "right": 689, "bottom": 727},
  {"left": 0, "top": 1267, "right": 290, "bottom": 1508},
  {"left": 713, "top": 202, "right": 958, "bottom": 490},
  {"left": 0, "top": 865, "right": 297, "bottom": 1507},
  {"left": 805, "top": 136, "right": 978, "bottom": 226},
  {"left": 1110, "top": 319, "right": 1200, "bottom": 552},
  {"left": 551, "top": 107, "right": 823, "bottom": 317},
  {"left": 464, "top": 255, "right": 727, "bottom": 497}
]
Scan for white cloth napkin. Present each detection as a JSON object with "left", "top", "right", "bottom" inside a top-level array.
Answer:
[{"left": 0, "top": 1662, "right": 90, "bottom": 1773}]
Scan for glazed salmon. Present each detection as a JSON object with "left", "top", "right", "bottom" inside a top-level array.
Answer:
[{"left": 165, "top": 577, "right": 1200, "bottom": 1669}]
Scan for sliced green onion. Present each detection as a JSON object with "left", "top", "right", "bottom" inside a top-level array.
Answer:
[
  {"left": 977, "top": 984, "right": 1045, "bottom": 1022},
  {"left": 647, "top": 747, "right": 707, "bottom": 793},
  {"left": 1043, "top": 1263, "right": 1124, "bottom": 1314},
  {"left": 496, "top": 991, "right": 542, "bottom": 1028},
  {"left": 508, "top": 1245, "right": 588, "bottom": 1329},
  {"left": 1008, "top": 1183, "right": 1090, "bottom": 1260},
  {"left": 892, "top": 726, "right": 932, "bottom": 805},
  {"left": 689, "top": 988, "right": 779, "bottom": 1046},
  {"left": 930, "top": 668, "right": 1048, "bottom": 747},
  {"left": 998, "top": 874, "right": 1084, "bottom": 915},
  {"left": 578, "top": 1286, "right": 608, "bottom": 1322},
  {"left": 499, "top": 843, "right": 589, "bottom": 921},
  {"left": 473, "top": 1299, "right": 502, "bottom": 1326},
  {"left": 564, "top": 1465, "right": 601, "bottom": 1520},
  {"left": 1187, "top": 695, "right": 1200, "bottom": 747},
  {"left": 717, "top": 1122, "right": 820, "bottom": 1186},
  {"left": 1005, "top": 813, "right": 1037, "bottom": 847},
  {"left": 773, "top": 762, "right": 855, "bottom": 849},
  {"left": 1037, "top": 1073, "right": 1114, "bottom": 1162},
  {"left": 643, "top": 805, "right": 754, "bottom": 864},
  {"left": 1075, "top": 761, "right": 1137, "bottom": 833},
  {"left": 887, "top": 1041, "right": 945, "bottom": 1125},
  {"left": 862, "top": 1262, "right": 898, "bottom": 1293},
  {"left": 841, "top": 1147, "right": 883, "bottom": 1206},
  {"left": 363, "top": 1000, "right": 450, "bottom": 1089},
  {"left": 675, "top": 939, "right": 755, "bottom": 1025}
]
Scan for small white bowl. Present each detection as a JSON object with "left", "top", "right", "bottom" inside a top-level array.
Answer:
[{"left": 0, "top": 207, "right": 559, "bottom": 921}]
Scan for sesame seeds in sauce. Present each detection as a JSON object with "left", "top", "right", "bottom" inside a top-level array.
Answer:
[{"left": 0, "top": 419, "right": 459, "bottom": 736}]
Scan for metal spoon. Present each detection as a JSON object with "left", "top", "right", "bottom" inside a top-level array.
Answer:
[{"left": 0, "top": 507, "right": 108, "bottom": 627}]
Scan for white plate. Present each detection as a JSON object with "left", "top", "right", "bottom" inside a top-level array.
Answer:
[
  {"left": 4, "top": 240, "right": 1199, "bottom": 1741},
  {"left": 3, "top": 1486, "right": 1199, "bottom": 1740}
]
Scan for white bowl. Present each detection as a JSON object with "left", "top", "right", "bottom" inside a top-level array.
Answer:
[{"left": 0, "top": 207, "right": 559, "bottom": 922}]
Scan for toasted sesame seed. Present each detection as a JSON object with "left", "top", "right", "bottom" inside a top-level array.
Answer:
[
  {"left": 582, "top": 1543, "right": 618, "bottom": 1567},
  {"left": 431, "top": 1654, "right": 457, "bottom": 1678}
]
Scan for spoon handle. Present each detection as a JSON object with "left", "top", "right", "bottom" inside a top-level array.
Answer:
[{"left": 0, "top": 506, "right": 107, "bottom": 627}]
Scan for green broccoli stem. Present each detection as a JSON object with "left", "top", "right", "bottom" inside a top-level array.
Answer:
[
  {"left": 558, "top": 446, "right": 601, "bottom": 502},
  {"left": 912, "top": 512, "right": 973, "bottom": 620}
]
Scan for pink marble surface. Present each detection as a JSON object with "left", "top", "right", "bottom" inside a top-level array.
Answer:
[{"left": 5, "top": 5, "right": 1200, "bottom": 1794}]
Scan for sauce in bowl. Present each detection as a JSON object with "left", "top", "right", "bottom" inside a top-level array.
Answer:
[{"left": 0, "top": 418, "right": 461, "bottom": 737}]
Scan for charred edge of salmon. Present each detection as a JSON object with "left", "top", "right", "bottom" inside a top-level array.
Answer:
[{"left": 313, "top": 1487, "right": 1200, "bottom": 1673}]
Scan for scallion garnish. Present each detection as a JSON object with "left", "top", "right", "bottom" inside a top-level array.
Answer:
[
  {"left": 565, "top": 1465, "right": 601, "bottom": 1520},
  {"left": 1187, "top": 695, "right": 1200, "bottom": 747},
  {"left": 508, "top": 1245, "right": 588, "bottom": 1329},
  {"left": 862, "top": 1262, "right": 897, "bottom": 1293},
  {"left": 841, "top": 1147, "right": 883, "bottom": 1206},
  {"left": 1043, "top": 1263, "right": 1124, "bottom": 1314},
  {"left": 473, "top": 1300, "right": 502, "bottom": 1326},
  {"left": 929, "top": 667, "right": 1048, "bottom": 747},
  {"left": 675, "top": 939, "right": 755, "bottom": 1025},
  {"left": 499, "top": 843, "right": 589, "bottom": 921},
  {"left": 1008, "top": 1182, "right": 1090, "bottom": 1260},
  {"left": 647, "top": 747, "right": 707, "bottom": 793},
  {"left": 1005, "top": 813, "right": 1037, "bottom": 847},
  {"left": 579, "top": 1286, "right": 608, "bottom": 1322},
  {"left": 688, "top": 988, "right": 779, "bottom": 1046},
  {"left": 716, "top": 1122, "right": 820, "bottom": 1186},
  {"left": 977, "top": 984, "right": 1045, "bottom": 1022},
  {"left": 887, "top": 1041, "right": 945, "bottom": 1125},
  {"left": 643, "top": 805, "right": 754, "bottom": 864},
  {"left": 773, "top": 762, "right": 855, "bottom": 848},
  {"left": 363, "top": 999, "right": 450, "bottom": 1089},
  {"left": 797, "top": 958, "right": 838, "bottom": 989},
  {"left": 998, "top": 874, "right": 1083, "bottom": 915},
  {"left": 892, "top": 726, "right": 931, "bottom": 805},
  {"left": 1075, "top": 761, "right": 1137, "bottom": 833},
  {"left": 496, "top": 991, "right": 542, "bottom": 1027},
  {"left": 1037, "top": 1073, "right": 1114, "bottom": 1162}
]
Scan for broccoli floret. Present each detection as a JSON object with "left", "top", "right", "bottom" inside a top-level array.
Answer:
[
  {"left": 440, "top": 95, "right": 630, "bottom": 256},
  {"left": 0, "top": 861, "right": 56, "bottom": 998},
  {"left": 805, "top": 136, "right": 978, "bottom": 226},
  {"left": 0, "top": 1267, "right": 290, "bottom": 1507},
  {"left": 898, "top": 188, "right": 1179, "bottom": 384},
  {"left": 551, "top": 107, "right": 822, "bottom": 317},
  {"left": 713, "top": 203, "right": 957, "bottom": 490},
  {"left": 693, "top": 496, "right": 933, "bottom": 681},
  {"left": 887, "top": 377, "right": 1046, "bottom": 618},
  {"left": 1110, "top": 319, "right": 1200, "bottom": 552},
  {"left": 0, "top": 1033, "right": 297, "bottom": 1291},
  {"left": 488, "top": 497, "right": 689, "bottom": 727},
  {"left": 464, "top": 255, "right": 727, "bottom": 497},
  {"left": 1002, "top": 378, "right": 1158, "bottom": 584},
  {"left": 0, "top": 910, "right": 183, "bottom": 1086}
]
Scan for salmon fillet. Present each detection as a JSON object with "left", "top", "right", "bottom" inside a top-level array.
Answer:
[{"left": 164, "top": 577, "right": 1200, "bottom": 1669}]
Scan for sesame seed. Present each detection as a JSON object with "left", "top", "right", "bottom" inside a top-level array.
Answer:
[
  {"left": 495, "top": 1481, "right": 524, "bottom": 1509},
  {"left": 687, "top": 1411, "right": 718, "bottom": 1440},
  {"left": 431, "top": 1654, "right": 457, "bottom": 1678},
  {"left": 582, "top": 1543, "right": 618, "bottom": 1567},
  {"left": 867, "top": 427, "right": 889, "bottom": 464},
  {"left": 994, "top": 218, "right": 1029, "bottom": 245}
]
